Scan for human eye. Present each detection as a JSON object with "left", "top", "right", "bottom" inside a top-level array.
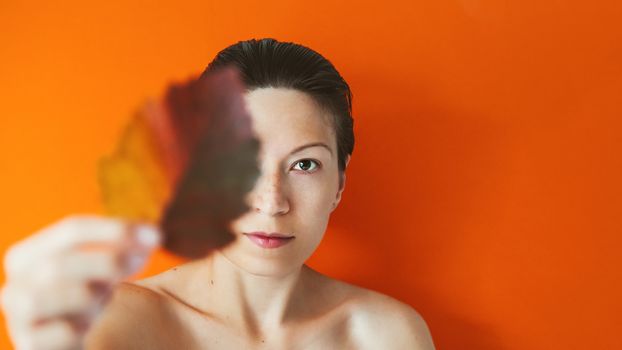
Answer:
[{"left": 291, "top": 159, "right": 321, "bottom": 173}]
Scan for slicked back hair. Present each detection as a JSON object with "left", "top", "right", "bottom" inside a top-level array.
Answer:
[{"left": 202, "top": 38, "right": 354, "bottom": 173}]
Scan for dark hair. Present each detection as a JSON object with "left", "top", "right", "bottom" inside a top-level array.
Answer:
[{"left": 201, "top": 38, "right": 354, "bottom": 173}]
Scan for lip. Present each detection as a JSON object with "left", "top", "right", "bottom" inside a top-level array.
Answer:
[{"left": 244, "top": 232, "right": 295, "bottom": 249}]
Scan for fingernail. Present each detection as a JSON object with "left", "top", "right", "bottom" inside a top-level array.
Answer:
[
  {"left": 135, "top": 225, "right": 161, "bottom": 248},
  {"left": 127, "top": 254, "right": 147, "bottom": 273}
]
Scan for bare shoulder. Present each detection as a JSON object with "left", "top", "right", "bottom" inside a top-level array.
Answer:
[
  {"left": 330, "top": 280, "right": 435, "bottom": 350},
  {"left": 85, "top": 281, "right": 190, "bottom": 349}
]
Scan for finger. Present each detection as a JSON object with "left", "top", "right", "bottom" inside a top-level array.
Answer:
[
  {"left": 55, "top": 249, "right": 150, "bottom": 282},
  {"left": 10, "top": 250, "right": 120, "bottom": 289},
  {"left": 64, "top": 251, "right": 124, "bottom": 281},
  {"left": 2, "top": 248, "right": 152, "bottom": 320},
  {"left": 118, "top": 250, "right": 152, "bottom": 277},
  {"left": 14, "top": 320, "right": 79, "bottom": 350},
  {"left": 36, "top": 285, "right": 95, "bottom": 321},
  {"left": 16, "top": 248, "right": 152, "bottom": 294},
  {"left": 4, "top": 216, "right": 127, "bottom": 278},
  {"left": 4, "top": 216, "right": 160, "bottom": 277},
  {"left": 2, "top": 282, "right": 99, "bottom": 328}
]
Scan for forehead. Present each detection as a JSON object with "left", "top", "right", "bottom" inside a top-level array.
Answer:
[{"left": 243, "top": 88, "right": 336, "bottom": 153}]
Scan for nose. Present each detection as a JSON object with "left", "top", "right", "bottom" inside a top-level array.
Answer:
[{"left": 250, "top": 168, "right": 290, "bottom": 216}]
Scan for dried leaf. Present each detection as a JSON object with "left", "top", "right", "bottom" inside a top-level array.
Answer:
[{"left": 98, "top": 67, "right": 260, "bottom": 259}]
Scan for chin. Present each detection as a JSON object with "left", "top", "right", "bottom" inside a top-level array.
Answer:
[
  {"left": 217, "top": 245, "right": 306, "bottom": 278},
  {"left": 235, "top": 254, "right": 304, "bottom": 278}
]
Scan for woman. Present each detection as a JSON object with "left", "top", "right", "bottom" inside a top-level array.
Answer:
[{"left": 2, "top": 38, "right": 435, "bottom": 349}]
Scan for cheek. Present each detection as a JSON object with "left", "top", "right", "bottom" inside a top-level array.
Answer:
[
  {"left": 289, "top": 175, "right": 338, "bottom": 227},
  {"left": 290, "top": 173, "right": 337, "bottom": 208}
]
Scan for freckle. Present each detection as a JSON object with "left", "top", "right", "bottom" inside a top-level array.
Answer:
[{"left": 173, "top": 268, "right": 178, "bottom": 271}]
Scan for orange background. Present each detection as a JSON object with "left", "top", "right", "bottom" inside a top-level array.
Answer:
[{"left": 1, "top": 0, "right": 621, "bottom": 349}]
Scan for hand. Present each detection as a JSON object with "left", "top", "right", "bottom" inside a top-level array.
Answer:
[{"left": 1, "top": 215, "right": 161, "bottom": 350}]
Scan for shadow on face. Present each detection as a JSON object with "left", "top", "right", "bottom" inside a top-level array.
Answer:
[{"left": 222, "top": 87, "right": 347, "bottom": 276}]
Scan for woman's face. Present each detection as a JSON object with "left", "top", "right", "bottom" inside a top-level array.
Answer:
[{"left": 222, "top": 87, "right": 346, "bottom": 277}]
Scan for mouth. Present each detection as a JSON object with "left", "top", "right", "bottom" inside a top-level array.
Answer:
[{"left": 243, "top": 231, "right": 295, "bottom": 249}]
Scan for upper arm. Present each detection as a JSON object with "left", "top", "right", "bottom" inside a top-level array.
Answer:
[{"left": 349, "top": 293, "right": 435, "bottom": 350}]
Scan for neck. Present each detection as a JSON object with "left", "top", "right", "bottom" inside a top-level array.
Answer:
[{"left": 200, "top": 251, "right": 308, "bottom": 337}]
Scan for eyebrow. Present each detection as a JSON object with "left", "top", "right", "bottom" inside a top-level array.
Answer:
[{"left": 289, "top": 142, "right": 333, "bottom": 156}]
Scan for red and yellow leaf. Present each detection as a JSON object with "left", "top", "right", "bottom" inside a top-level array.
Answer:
[{"left": 98, "top": 67, "right": 259, "bottom": 259}]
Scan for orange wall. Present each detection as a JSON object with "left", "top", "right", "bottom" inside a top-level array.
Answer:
[{"left": 1, "top": 1, "right": 621, "bottom": 349}]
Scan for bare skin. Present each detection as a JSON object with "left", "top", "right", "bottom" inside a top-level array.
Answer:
[
  {"left": 87, "top": 88, "right": 434, "bottom": 349},
  {"left": 86, "top": 254, "right": 434, "bottom": 349},
  {"left": 2, "top": 87, "right": 434, "bottom": 349}
]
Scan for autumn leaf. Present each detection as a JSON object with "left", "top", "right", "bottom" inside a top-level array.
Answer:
[{"left": 98, "top": 67, "right": 260, "bottom": 259}]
